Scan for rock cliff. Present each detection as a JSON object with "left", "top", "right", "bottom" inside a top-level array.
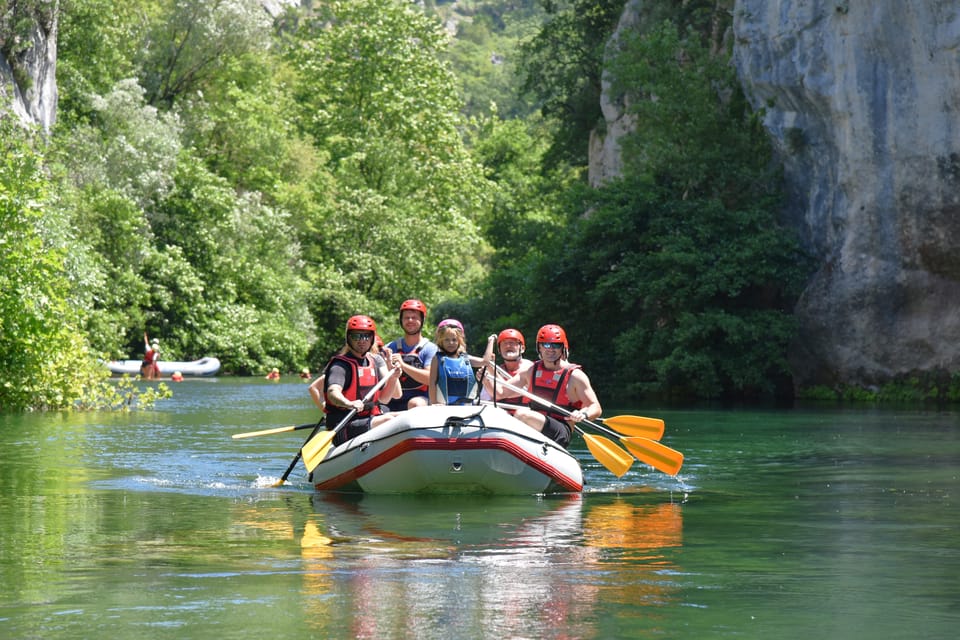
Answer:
[
  {"left": 732, "top": 0, "right": 960, "bottom": 388},
  {"left": 0, "top": 0, "right": 58, "bottom": 133},
  {"left": 593, "top": 0, "right": 960, "bottom": 389}
]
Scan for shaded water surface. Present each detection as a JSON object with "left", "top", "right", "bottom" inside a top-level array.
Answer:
[{"left": 1, "top": 379, "right": 957, "bottom": 638}]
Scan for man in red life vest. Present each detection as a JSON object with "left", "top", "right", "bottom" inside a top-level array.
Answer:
[
  {"left": 324, "top": 315, "right": 402, "bottom": 445},
  {"left": 483, "top": 324, "right": 602, "bottom": 449},
  {"left": 480, "top": 328, "right": 534, "bottom": 403},
  {"left": 141, "top": 338, "right": 161, "bottom": 379}
]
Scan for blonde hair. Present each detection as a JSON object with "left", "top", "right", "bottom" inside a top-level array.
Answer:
[{"left": 434, "top": 325, "right": 467, "bottom": 356}]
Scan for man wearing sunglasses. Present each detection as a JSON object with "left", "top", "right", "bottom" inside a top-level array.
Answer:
[
  {"left": 483, "top": 324, "right": 602, "bottom": 448},
  {"left": 323, "top": 315, "right": 402, "bottom": 445}
]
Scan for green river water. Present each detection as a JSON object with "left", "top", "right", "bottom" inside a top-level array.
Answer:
[{"left": 1, "top": 378, "right": 957, "bottom": 639}]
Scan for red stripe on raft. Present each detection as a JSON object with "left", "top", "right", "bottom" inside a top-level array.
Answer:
[{"left": 313, "top": 436, "right": 582, "bottom": 492}]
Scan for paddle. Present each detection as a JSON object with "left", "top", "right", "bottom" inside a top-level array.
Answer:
[
  {"left": 480, "top": 400, "right": 665, "bottom": 440},
  {"left": 602, "top": 415, "right": 665, "bottom": 440},
  {"left": 571, "top": 425, "right": 634, "bottom": 477},
  {"left": 479, "top": 399, "right": 633, "bottom": 476},
  {"left": 486, "top": 374, "right": 684, "bottom": 476},
  {"left": 271, "top": 418, "right": 326, "bottom": 488},
  {"left": 301, "top": 368, "right": 398, "bottom": 473},
  {"left": 486, "top": 364, "right": 666, "bottom": 438},
  {"left": 231, "top": 423, "right": 319, "bottom": 439}
]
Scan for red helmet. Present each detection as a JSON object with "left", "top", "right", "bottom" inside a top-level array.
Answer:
[
  {"left": 399, "top": 299, "right": 427, "bottom": 320},
  {"left": 536, "top": 324, "right": 568, "bottom": 350},
  {"left": 497, "top": 328, "right": 525, "bottom": 352},
  {"left": 346, "top": 315, "right": 377, "bottom": 335}
]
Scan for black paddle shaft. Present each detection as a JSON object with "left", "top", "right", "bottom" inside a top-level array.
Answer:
[{"left": 275, "top": 418, "right": 325, "bottom": 485}]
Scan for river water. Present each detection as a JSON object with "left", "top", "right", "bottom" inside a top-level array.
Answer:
[{"left": 1, "top": 379, "right": 957, "bottom": 639}]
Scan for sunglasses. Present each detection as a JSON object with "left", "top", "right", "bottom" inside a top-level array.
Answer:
[
  {"left": 348, "top": 332, "right": 374, "bottom": 342},
  {"left": 539, "top": 342, "right": 563, "bottom": 350}
]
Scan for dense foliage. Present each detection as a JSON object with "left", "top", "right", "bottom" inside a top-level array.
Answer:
[
  {"left": 518, "top": 0, "right": 629, "bottom": 167},
  {"left": 471, "top": 2, "right": 810, "bottom": 401},
  {"left": 286, "top": 0, "right": 492, "bottom": 362},
  {"left": 1, "top": 0, "right": 811, "bottom": 410},
  {"left": 0, "top": 120, "right": 96, "bottom": 411},
  {"left": 586, "top": 20, "right": 809, "bottom": 399}
]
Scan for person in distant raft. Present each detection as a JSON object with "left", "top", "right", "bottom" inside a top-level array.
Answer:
[
  {"left": 385, "top": 299, "right": 437, "bottom": 411},
  {"left": 323, "top": 315, "right": 402, "bottom": 445},
  {"left": 483, "top": 324, "right": 602, "bottom": 449},
  {"left": 141, "top": 337, "right": 161, "bottom": 379}
]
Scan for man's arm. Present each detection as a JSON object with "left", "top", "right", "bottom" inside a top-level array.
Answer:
[
  {"left": 308, "top": 375, "right": 326, "bottom": 410},
  {"left": 568, "top": 369, "right": 602, "bottom": 422},
  {"left": 379, "top": 357, "right": 402, "bottom": 401},
  {"left": 401, "top": 341, "right": 435, "bottom": 386},
  {"left": 325, "top": 362, "right": 360, "bottom": 411}
]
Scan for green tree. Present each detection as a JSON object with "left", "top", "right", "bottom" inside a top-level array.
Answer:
[
  {"left": 138, "top": 0, "right": 272, "bottom": 109},
  {"left": 51, "top": 79, "right": 182, "bottom": 356},
  {"left": 56, "top": 0, "right": 153, "bottom": 127},
  {"left": 287, "top": 0, "right": 492, "bottom": 341},
  {"left": 58, "top": 79, "right": 183, "bottom": 209},
  {"left": 537, "top": 20, "right": 810, "bottom": 400},
  {"left": 147, "top": 155, "right": 313, "bottom": 372},
  {"left": 439, "top": 0, "right": 545, "bottom": 119},
  {"left": 518, "top": 0, "right": 628, "bottom": 167},
  {"left": 464, "top": 110, "right": 574, "bottom": 332},
  {"left": 53, "top": 3, "right": 315, "bottom": 372},
  {"left": 66, "top": 188, "right": 154, "bottom": 356},
  {"left": 0, "top": 121, "right": 100, "bottom": 411},
  {"left": 176, "top": 56, "right": 309, "bottom": 197}
]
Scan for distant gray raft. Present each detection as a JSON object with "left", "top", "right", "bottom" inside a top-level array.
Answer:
[{"left": 106, "top": 357, "right": 221, "bottom": 377}]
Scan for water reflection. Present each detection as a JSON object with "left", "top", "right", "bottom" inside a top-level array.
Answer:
[
  {"left": 293, "top": 492, "right": 684, "bottom": 638},
  {"left": 6, "top": 390, "right": 958, "bottom": 638},
  {"left": 582, "top": 495, "right": 685, "bottom": 630}
]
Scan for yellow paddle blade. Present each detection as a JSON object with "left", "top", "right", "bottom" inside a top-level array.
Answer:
[
  {"left": 603, "top": 415, "right": 665, "bottom": 440},
  {"left": 621, "top": 437, "right": 684, "bottom": 476},
  {"left": 302, "top": 430, "right": 336, "bottom": 473},
  {"left": 581, "top": 432, "right": 634, "bottom": 478}
]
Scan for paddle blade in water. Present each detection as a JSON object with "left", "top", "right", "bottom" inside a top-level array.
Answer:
[{"left": 621, "top": 437, "right": 684, "bottom": 476}]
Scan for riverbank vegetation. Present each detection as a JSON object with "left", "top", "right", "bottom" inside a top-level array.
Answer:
[{"left": 1, "top": 0, "right": 809, "bottom": 411}]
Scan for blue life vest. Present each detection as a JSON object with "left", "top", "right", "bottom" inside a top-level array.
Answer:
[{"left": 436, "top": 353, "right": 476, "bottom": 404}]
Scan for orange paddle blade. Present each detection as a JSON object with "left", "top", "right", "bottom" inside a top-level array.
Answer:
[
  {"left": 603, "top": 415, "right": 665, "bottom": 440},
  {"left": 581, "top": 432, "right": 634, "bottom": 478},
  {"left": 621, "top": 437, "right": 684, "bottom": 476}
]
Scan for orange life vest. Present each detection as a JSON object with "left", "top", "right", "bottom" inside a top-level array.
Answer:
[
  {"left": 323, "top": 353, "right": 381, "bottom": 417},
  {"left": 529, "top": 361, "right": 583, "bottom": 420}
]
